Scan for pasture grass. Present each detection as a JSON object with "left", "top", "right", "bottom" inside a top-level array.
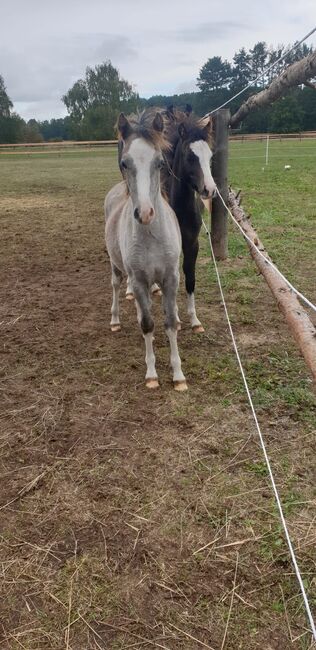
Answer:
[{"left": 0, "top": 139, "right": 315, "bottom": 649}]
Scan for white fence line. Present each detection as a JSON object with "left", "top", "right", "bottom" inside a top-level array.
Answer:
[{"left": 202, "top": 215, "right": 316, "bottom": 642}]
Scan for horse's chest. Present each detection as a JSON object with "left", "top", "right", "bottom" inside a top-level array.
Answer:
[{"left": 124, "top": 233, "right": 176, "bottom": 276}]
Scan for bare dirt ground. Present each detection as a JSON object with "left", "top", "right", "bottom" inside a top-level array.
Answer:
[{"left": 0, "top": 151, "right": 315, "bottom": 649}]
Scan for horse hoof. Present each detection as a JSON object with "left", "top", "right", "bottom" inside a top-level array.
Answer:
[
  {"left": 152, "top": 289, "right": 162, "bottom": 297},
  {"left": 192, "top": 324, "right": 205, "bottom": 334},
  {"left": 176, "top": 322, "right": 182, "bottom": 331},
  {"left": 146, "top": 378, "right": 159, "bottom": 389},
  {"left": 174, "top": 380, "right": 188, "bottom": 392},
  {"left": 111, "top": 324, "right": 121, "bottom": 332},
  {"left": 126, "top": 293, "right": 134, "bottom": 301}
]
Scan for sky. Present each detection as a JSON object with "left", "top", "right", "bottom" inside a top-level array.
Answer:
[{"left": 1, "top": 0, "right": 315, "bottom": 121}]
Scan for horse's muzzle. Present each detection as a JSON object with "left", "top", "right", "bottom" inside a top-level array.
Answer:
[
  {"left": 201, "top": 187, "right": 217, "bottom": 200},
  {"left": 134, "top": 206, "right": 155, "bottom": 225}
]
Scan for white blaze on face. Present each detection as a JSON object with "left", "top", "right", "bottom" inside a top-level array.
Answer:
[
  {"left": 129, "top": 138, "right": 155, "bottom": 222},
  {"left": 189, "top": 140, "right": 215, "bottom": 197}
]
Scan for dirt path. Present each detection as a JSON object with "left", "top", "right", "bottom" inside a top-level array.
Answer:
[{"left": 0, "top": 154, "right": 315, "bottom": 649}]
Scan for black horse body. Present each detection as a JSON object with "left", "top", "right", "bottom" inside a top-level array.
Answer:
[{"left": 161, "top": 107, "right": 214, "bottom": 329}]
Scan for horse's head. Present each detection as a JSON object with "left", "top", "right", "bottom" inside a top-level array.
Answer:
[
  {"left": 177, "top": 117, "right": 216, "bottom": 199},
  {"left": 117, "top": 111, "right": 166, "bottom": 225}
]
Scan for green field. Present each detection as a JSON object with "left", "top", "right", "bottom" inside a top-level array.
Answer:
[{"left": 0, "top": 140, "right": 315, "bottom": 649}]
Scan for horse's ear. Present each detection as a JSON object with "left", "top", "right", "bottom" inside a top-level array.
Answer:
[
  {"left": 178, "top": 122, "right": 187, "bottom": 140},
  {"left": 185, "top": 104, "right": 192, "bottom": 115},
  {"left": 153, "top": 112, "right": 164, "bottom": 133},
  {"left": 117, "top": 113, "right": 132, "bottom": 140}
]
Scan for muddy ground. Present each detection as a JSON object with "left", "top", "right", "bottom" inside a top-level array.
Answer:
[{"left": 0, "top": 150, "right": 315, "bottom": 649}]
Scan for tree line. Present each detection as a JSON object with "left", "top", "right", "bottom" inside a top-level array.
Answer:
[{"left": 1, "top": 41, "right": 315, "bottom": 144}]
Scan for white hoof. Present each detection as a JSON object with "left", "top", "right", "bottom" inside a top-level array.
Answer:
[
  {"left": 176, "top": 321, "right": 182, "bottom": 331},
  {"left": 126, "top": 293, "right": 134, "bottom": 301},
  {"left": 110, "top": 324, "right": 121, "bottom": 332},
  {"left": 174, "top": 380, "right": 188, "bottom": 392},
  {"left": 152, "top": 289, "right": 162, "bottom": 297},
  {"left": 146, "top": 378, "right": 159, "bottom": 389},
  {"left": 192, "top": 324, "right": 204, "bottom": 334}
]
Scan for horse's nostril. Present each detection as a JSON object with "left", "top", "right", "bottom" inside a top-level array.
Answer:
[
  {"left": 134, "top": 207, "right": 140, "bottom": 220},
  {"left": 149, "top": 207, "right": 154, "bottom": 217}
]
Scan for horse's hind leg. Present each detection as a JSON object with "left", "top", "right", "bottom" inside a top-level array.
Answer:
[
  {"left": 133, "top": 281, "right": 158, "bottom": 389},
  {"left": 162, "top": 274, "right": 187, "bottom": 391},
  {"left": 126, "top": 279, "right": 161, "bottom": 300},
  {"left": 183, "top": 239, "right": 204, "bottom": 333},
  {"left": 125, "top": 276, "right": 134, "bottom": 301},
  {"left": 151, "top": 283, "right": 162, "bottom": 297},
  {"left": 110, "top": 264, "right": 123, "bottom": 332}
]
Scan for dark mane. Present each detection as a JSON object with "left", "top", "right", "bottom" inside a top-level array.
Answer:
[
  {"left": 116, "top": 109, "right": 170, "bottom": 151},
  {"left": 164, "top": 107, "right": 213, "bottom": 148}
]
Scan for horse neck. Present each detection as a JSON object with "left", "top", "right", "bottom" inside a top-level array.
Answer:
[{"left": 170, "top": 140, "right": 195, "bottom": 210}]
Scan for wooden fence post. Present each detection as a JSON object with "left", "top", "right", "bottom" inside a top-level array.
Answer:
[{"left": 211, "top": 108, "right": 230, "bottom": 260}]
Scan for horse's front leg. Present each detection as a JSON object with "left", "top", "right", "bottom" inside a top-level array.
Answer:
[
  {"left": 183, "top": 239, "right": 204, "bottom": 333},
  {"left": 162, "top": 274, "right": 187, "bottom": 391},
  {"left": 110, "top": 264, "right": 123, "bottom": 332},
  {"left": 133, "top": 281, "right": 158, "bottom": 389}
]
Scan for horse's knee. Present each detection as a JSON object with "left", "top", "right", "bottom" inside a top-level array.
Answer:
[
  {"left": 111, "top": 266, "right": 123, "bottom": 287},
  {"left": 141, "top": 314, "right": 154, "bottom": 334},
  {"left": 164, "top": 309, "right": 178, "bottom": 331}
]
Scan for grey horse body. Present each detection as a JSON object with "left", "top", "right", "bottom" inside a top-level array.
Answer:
[
  {"left": 105, "top": 183, "right": 181, "bottom": 290},
  {"left": 104, "top": 111, "right": 187, "bottom": 390}
]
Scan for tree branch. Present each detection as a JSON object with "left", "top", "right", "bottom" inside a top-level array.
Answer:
[{"left": 230, "top": 50, "right": 316, "bottom": 127}]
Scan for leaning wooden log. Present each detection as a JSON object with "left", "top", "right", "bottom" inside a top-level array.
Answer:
[
  {"left": 228, "top": 190, "right": 316, "bottom": 383},
  {"left": 230, "top": 50, "right": 316, "bottom": 128}
]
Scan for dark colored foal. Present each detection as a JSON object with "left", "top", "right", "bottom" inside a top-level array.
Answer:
[{"left": 163, "top": 106, "right": 216, "bottom": 332}]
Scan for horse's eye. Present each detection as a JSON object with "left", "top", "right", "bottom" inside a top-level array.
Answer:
[
  {"left": 158, "top": 159, "right": 165, "bottom": 169},
  {"left": 121, "top": 160, "right": 128, "bottom": 170}
]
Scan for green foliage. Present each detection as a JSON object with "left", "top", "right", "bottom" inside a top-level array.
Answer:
[
  {"left": 146, "top": 40, "right": 315, "bottom": 134},
  {"left": 231, "top": 48, "right": 252, "bottom": 91},
  {"left": 80, "top": 105, "right": 118, "bottom": 140},
  {"left": 37, "top": 117, "right": 73, "bottom": 141},
  {"left": 23, "top": 119, "right": 44, "bottom": 143},
  {"left": 0, "top": 75, "right": 13, "bottom": 117},
  {"left": 269, "top": 94, "right": 304, "bottom": 133},
  {"left": 197, "top": 56, "right": 232, "bottom": 92},
  {"left": 249, "top": 41, "right": 268, "bottom": 87},
  {"left": 0, "top": 75, "right": 25, "bottom": 144},
  {"left": 62, "top": 60, "right": 139, "bottom": 139},
  {"left": 300, "top": 86, "right": 316, "bottom": 131},
  {"left": 0, "top": 113, "right": 25, "bottom": 144},
  {"left": 1, "top": 39, "right": 315, "bottom": 144}
]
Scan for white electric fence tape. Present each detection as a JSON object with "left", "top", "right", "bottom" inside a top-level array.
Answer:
[{"left": 202, "top": 216, "right": 316, "bottom": 641}]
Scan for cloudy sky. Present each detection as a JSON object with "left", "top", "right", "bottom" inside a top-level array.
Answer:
[{"left": 1, "top": 0, "right": 315, "bottom": 120}]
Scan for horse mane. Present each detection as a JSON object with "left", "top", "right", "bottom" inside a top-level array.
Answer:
[
  {"left": 116, "top": 108, "right": 170, "bottom": 151},
  {"left": 163, "top": 106, "right": 213, "bottom": 149}
]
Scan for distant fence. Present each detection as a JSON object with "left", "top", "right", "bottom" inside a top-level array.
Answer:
[
  {"left": 1, "top": 131, "right": 316, "bottom": 154},
  {"left": 230, "top": 131, "right": 316, "bottom": 142},
  {"left": 0, "top": 140, "right": 117, "bottom": 153}
]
